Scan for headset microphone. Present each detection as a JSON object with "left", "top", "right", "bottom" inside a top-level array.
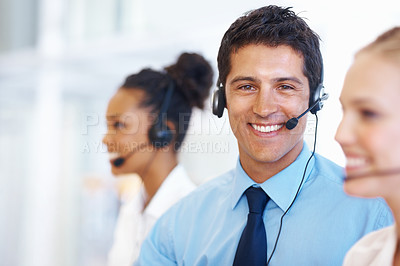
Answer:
[
  {"left": 113, "top": 157, "right": 126, "bottom": 167},
  {"left": 285, "top": 93, "right": 329, "bottom": 130},
  {"left": 112, "top": 142, "right": 150, "bottom": 167},
  {"left": 346, "top": 168, "right": 400, "bottom": 180}
]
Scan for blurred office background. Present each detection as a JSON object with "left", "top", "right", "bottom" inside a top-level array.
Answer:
[{"left": 0, "top": 0, "right": 398, "bottom": 265}]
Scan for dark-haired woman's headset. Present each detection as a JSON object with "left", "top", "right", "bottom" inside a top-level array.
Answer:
[{"left": 148, "top": 82, "right": 175, "bottom": 147}]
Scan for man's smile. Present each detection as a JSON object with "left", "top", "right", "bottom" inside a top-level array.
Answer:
[{"left": 250, "top": 123, "right": 284, "bottom": 133}]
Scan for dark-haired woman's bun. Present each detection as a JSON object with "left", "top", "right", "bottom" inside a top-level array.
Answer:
[{"left": 165, "top": 52, "right": 213, "bottom": 109}]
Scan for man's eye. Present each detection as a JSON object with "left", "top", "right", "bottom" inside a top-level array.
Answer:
[
  {"left": 239, "top": 85, "right": 255, "bottom": 91},
  {"left": 279, "top": 85, "right": 294, "bottom": 90}
]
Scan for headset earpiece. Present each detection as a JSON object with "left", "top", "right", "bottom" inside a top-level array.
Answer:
[
  {"left": 309, "top": 82, "right": 325, "bottom": 114},
  {"left": 212, "top": 84, "right": 226, "bottom": 118},
  {"left": 148, "top": 82, "right": 175, "bottom": 148},
  {"left": 309, "top": 60, "right": 327, "bottom": 114},
  {"left": 148, "top": 121, "right": 174, "bottom": 148}
]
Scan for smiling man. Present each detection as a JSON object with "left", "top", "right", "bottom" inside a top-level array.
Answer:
[
  {"left": 135, "top": 6, "right": 393, "bottom": 266},
  {"left": 226, "top": 44, "right": 309, "bottom": 183}
]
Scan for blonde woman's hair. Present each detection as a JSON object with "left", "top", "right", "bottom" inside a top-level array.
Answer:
[{"left": 356, "top": 27, "right": 400, "bottom": 64}]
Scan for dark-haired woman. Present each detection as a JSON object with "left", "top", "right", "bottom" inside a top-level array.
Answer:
[{"left": 103, "top": 52, "right": 213, "bottom": 266}]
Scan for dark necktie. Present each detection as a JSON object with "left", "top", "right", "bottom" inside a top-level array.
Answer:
[{"left": 233, "top": 186, "right": 269, "bottom": 266}]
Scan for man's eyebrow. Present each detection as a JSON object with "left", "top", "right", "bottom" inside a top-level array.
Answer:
[
  {"left": 229, "top": 76, "right": 261, "bottom": 85},
  {"left": 271, "top": 77, "right": 304, "bottom": 85},
  {"left": 229, "top": 76, "right": 304, "bottom": 86}
]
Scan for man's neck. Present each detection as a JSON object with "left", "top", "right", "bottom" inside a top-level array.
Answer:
[{"left": 239, "top": 142, "right": 304, "bottom": 183}]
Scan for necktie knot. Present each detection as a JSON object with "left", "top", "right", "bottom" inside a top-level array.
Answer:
[{"left": 245, "top": 187, "right": 268, "bottom": 214}]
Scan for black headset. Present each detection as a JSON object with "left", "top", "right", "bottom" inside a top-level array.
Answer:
[
  {"left": 212, "top": 82, "right": 226, "bottom": 118},
  {"left": 308, "top": 66, "right": 325, "bottom": 115},
  {"left": 212, "top": 65, "right": 326, "bottom": 118},
  {"left": 148, "top": 81, "right": 175, "bottom": 148}
]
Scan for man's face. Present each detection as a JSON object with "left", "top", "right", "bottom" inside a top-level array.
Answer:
[{"left": 225, "top": 44, "right": 310, "bottom": 178}]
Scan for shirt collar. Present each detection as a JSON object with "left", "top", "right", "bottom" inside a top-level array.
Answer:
[{"left": 231, "top": 142, "right": 315, "bottom": 211}]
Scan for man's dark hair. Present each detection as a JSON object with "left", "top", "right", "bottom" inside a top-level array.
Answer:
[{"left": 217, "top": 5, "right": 322, "bottom": 103}]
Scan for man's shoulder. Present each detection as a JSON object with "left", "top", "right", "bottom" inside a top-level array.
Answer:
[
  {"left": 313, "top": 153, "right": 342, "bottom": 171},
  {"left": 197, "top": 168, "right": 235, "bottom": 189},
  {"left": 182, "top": 168, "right": 235, "bottom": 202},
  {"left": 311, "top": 153, "right": 393, "bottom": 228},
  {"left": 164, "top": 168, "right": 235, "bottom": 213},
  {"left": 312, "top": 153, "right": 344, "bottom": 184}
]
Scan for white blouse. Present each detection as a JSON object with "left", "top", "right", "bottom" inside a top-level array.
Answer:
[
  {"left": 107, "top": 164, "right": 196, "bottom": 266},
  {"left": 343, "top": 225, "right": 397, "bottom": 266}
]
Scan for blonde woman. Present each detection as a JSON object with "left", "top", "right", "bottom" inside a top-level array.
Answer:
[{"left": 336, "top": 27, "right": 400, "bottom": 266}]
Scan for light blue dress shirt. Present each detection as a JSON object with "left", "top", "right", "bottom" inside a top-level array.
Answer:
[{"left": 135, "top": 143, "right": 393, "bottom": 266}]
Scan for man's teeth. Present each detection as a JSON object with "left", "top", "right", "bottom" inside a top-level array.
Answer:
[
  {"left": 252, "top": 124, "right": 283, "bottom": 133},
  {"left": 108, "top": 152, "right": 121, "bottom": 160},
  {"left": 346, "top": 157, "right": 367, "bottom": 167}
]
